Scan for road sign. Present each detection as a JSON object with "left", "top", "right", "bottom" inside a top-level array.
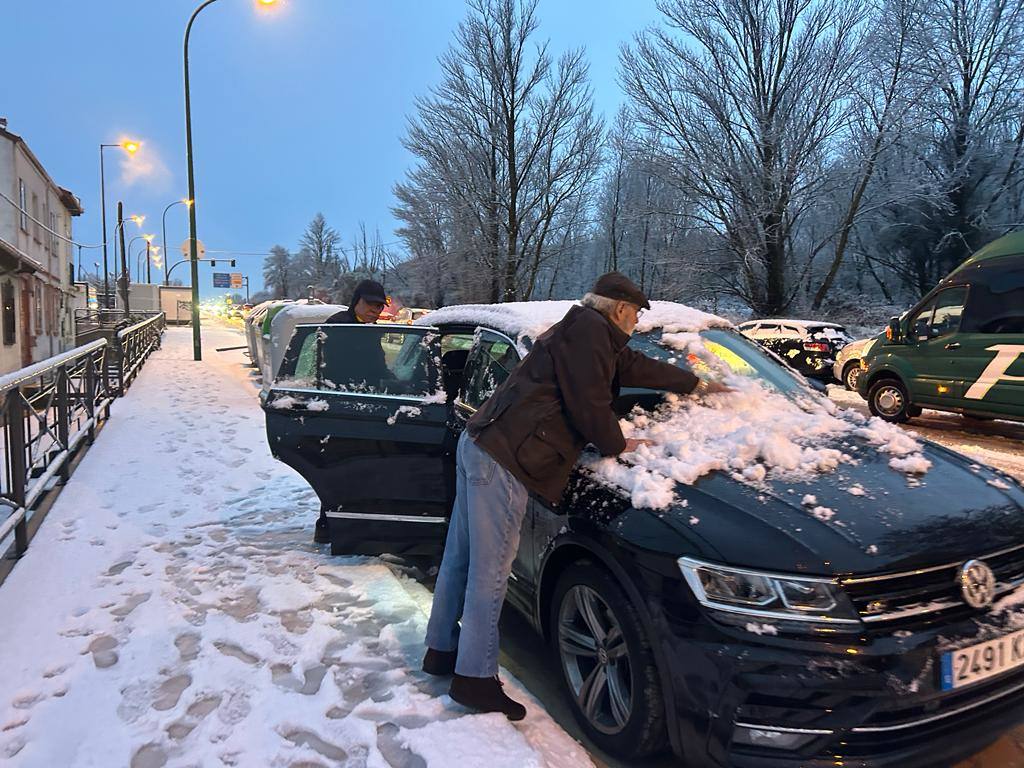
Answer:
[
  {"left": 230, "top": 273, "right": 243, "bottom": 289},
  {"left": 180, "top": 238, "right": 206, "bottom": 258},
  {"left": 212, "top": 272, "right": 231, "bottom": 288}
]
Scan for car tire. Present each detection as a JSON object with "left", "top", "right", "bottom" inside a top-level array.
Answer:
[
  {"left": 868, "top": 378, "right": 914, "bottom": 423},
  {"left": 843, "top": 363, "right": 862, "bottom": 391},
  {"left": 549, "top": 561, "right": 667, "bottom": 760}
]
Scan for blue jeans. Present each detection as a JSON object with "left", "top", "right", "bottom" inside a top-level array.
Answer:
[{"left": 425, "top": 431, "right": 529, "bottom": 678}]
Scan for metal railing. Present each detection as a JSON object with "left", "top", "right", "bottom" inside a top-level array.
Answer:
[{"left": 0, "top": 313, "right": 165, "bottom": 559}]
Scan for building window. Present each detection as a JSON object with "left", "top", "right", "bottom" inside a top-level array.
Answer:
[
  {"left": 49, "top": 210, "right": 57, "bottom": 253},
  {"left": 32, "top": 193, "right": 41, "bottom": 242},
  {"left": 2, "top": 283, "right": 15, "bottom": 346},
  {"left": 18, "top": 180, "right": 27, "bottom": 232},
  {"left": 34, "top": 280, "right": 42, "bottom": 335}
]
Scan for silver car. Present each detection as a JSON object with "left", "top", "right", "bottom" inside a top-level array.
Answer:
[{"left": 833, "top": 337, "right": 876, "bottom": 390}]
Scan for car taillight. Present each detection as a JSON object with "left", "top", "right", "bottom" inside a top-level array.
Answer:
[{"left": 803, "top": 342, "right": 830, "bottom": 353}]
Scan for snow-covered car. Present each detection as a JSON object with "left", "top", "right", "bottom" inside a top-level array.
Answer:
[
  {"left": 832, "top": 336, "right": 876, "bottom": 390},
  {"left": 263, "top": 301, "right": 1024, "bottom": 767},
  {"left": 738, "top": 319, "right": 853, "bottom": 380}
]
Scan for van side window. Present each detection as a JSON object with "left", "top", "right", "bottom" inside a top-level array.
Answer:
[
  {"left": 962, "top": 268, "right": 1024, "bottom": 334},
  {"left": 912, "top": 287, "right": 968, "bottom": 340}
]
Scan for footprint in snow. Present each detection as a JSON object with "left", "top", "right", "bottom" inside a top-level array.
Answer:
[
  {"left": 111, "top": 592, "right": 151, "bottom": 619},
  {"left": 86, "top": 634, "right": 119, "bottom": 668}
]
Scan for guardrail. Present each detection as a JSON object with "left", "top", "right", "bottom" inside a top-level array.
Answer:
[{"left": 0, "top": 313, "right": 165, "bottom": 559}]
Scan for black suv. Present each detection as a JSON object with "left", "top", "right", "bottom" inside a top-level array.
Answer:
[
  {"left": 738, "top": 319, "right": 853, "bottom": 381},
  {"left": 263, "top": 301, "right": 1024, "bottom": 768}
]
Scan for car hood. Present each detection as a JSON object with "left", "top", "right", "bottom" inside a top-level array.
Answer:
[{"left": 652, "top": 437, "right": 1024, "bottom": 578}]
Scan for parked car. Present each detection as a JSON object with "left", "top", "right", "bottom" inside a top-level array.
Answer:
[
  {"left": 859, "top": 231, "right": 1024, "bottom": 423},
  {"left": 737, "top": 319, "right": 853, "bottom": 381},
  {"left": 833, "top": 337, "right": 876, "bottom": 390},
  {"left": 264, "top": 300, "right": 1024, "bottom": 767}
]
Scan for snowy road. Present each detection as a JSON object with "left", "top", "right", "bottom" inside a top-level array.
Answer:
[
  {"left": 827, "top": 385, "right": 1024, "bottom": 483},
  {"left": 0, "top": 326, "right": 592, "bottom": 768}
]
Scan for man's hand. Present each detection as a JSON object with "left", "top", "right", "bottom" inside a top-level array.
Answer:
[
  {"left": 623, "top": 438, "right": 654, "bottom": 453},
  {"left": 695, "top": 379, "right": 734, "bottom": 395}
]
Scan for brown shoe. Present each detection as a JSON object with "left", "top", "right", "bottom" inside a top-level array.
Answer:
[
  {"left": 422, "top": 648, "right": 457, "bottom": 676},
  {"left": 449, "top": 674, "right": 526, "bottom": 721}
]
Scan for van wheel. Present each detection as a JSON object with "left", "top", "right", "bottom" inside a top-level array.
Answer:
[
  {"left": 868, "top": 379, "right": 914, "bottom": 423},
  {"left": 843, "top": 363, "right": 862, "bottom": 391},
  {"left": 550, "top": 562, "right": 667, "bottom": 760}
]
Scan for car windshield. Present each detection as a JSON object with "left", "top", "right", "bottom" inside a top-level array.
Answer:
[{"left": 628, "top": 328, "right": 807, "bottom": 395}]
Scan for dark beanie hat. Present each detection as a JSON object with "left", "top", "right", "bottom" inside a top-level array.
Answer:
[{"left": 591, "top": 272, "right": 651, "bottom": 310}]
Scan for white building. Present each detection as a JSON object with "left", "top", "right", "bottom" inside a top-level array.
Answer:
[{"left": 0, "top": 118, "right": 83, "bottom": 374}]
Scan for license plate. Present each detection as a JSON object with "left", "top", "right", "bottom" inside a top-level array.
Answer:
[{"left": 941, "top": 628, "right": 1024, "bottom": 690}]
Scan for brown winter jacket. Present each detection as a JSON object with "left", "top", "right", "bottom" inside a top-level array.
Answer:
[{"left": 467, "top": 305, "right": 699, "bottom": 505}]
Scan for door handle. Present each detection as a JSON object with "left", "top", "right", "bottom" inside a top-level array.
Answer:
[{"left": 945, "top": 342, "right": 961, "bottom": 350}]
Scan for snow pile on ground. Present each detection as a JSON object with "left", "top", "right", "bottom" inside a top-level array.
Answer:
[
  {"left": 583, "top": 335, "right": 932, "bottom": 510},
  {"left": 0, "top": 326, "right": 592, "bottom": 768}
]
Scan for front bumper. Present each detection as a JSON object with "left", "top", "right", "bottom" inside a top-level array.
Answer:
[{"left": 652, "top": 598, "right": 1024, "bottom": 767}]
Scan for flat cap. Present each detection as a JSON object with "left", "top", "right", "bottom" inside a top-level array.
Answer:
[{"left": 591, "top": 271, "right": 651, "bottom": 310}]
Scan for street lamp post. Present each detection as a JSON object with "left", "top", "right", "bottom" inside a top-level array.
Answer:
[
  {"left": 117, "top": 202, "right": 130, "bottom": 315},
  {"left": 162, "top": 199, "right": 192, "bottom": 287},
  {"left": 99, "top": 141, "right": 139, "bottom": 308},
  {"left": 183, "top": 0, "right": 278, "bottom": 360}
]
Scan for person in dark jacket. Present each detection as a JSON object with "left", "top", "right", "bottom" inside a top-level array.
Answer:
[
  {"left": 315, "top": 280, "right": 390, "bottom": 544},
  {"left": 422, "top": 272, "right": 730, "bottom": 720}
]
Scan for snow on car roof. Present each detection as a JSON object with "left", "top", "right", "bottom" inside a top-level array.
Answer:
[
  {"left": 417, "top": 300, "right": 732, "bottom": 340},
  {"left": 748, "top": 318, "right": 847, "bottom": 328}
]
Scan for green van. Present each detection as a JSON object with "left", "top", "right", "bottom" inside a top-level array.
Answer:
[{"left": 858, "top": 231, "right": 1024, "bottom": 423}]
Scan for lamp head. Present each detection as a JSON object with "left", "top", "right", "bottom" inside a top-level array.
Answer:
[
  {"left": 130, "top": 215, "right": 145, "bottom": 226},
  {"left": 144, "top": 234, "right": 155, "bottom": 243},
  {"left": 121, "top": 140, "right": 140, "bottom": 155}
]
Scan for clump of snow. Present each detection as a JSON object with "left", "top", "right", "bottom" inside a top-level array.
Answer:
[
  {"left": 988, "top": 478, "right": 1012, "bottom": 491},
  {"left": 387, "top": 405, "right": 423, "bottom": 425},
  {"left": 802, "top": 494, "right": 818, "bottom": 506},
  {"left": 305, "top": 398, "right": 329, "bottom": 412},
  {"left": 811, "top": 506, "right": 836, "bottom": 522},
  {"left": 846, "top": 484, "right": 867, "bottom": 496},
  {"left": 689, "top": 516, "right": 700, "bottom": 525},
  {"left": 745, "top": 622, "right": 779, "bottom": 636},
  {"left": 270, "top": 395, "right": 300, "bottom": 410},
  {"left": 866, "top": 544, "right": 879, "bottom": 555},
  {"left": 889, "top": 455, "right": 932, "bottom": 474}
]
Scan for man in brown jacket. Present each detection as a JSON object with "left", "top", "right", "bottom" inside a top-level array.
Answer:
[{"left": 423, "top": 273, "right": 728, "bottom": 720}]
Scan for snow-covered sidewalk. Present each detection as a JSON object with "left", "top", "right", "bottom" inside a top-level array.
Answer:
[{"left": 0, "top": 326, "right": 592, "bottom": 768}]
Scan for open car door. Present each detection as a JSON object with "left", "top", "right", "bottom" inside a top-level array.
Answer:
[{"left": 264, "top": 324, "right": 453, "bottom": 556}]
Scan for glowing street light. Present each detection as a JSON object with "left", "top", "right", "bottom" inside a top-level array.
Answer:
[
  {"left": 183, "top": 0, "right": 282, "bottom": 360},
  {"left": 99, "top": 138, "right": 142, "bottom": 307},
  {"left": 162, "top": 198, "right": 193, "bottom": 287}
]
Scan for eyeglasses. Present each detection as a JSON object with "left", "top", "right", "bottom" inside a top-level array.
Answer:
[{"left": 634, "top": 306, "right": 645, "bottom": 319}]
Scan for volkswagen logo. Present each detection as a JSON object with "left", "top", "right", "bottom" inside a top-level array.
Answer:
[{"left": 959, "top": 560, "right": 996, "bottom": 609}]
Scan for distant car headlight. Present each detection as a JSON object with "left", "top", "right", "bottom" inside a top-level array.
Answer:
[{"left": 678, "top": 557, "right": 861, "bottom": 630}]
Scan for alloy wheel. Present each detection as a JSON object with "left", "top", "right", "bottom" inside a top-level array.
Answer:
[{"left": 557, "top": 585, "right": 634, "bottom": 735}]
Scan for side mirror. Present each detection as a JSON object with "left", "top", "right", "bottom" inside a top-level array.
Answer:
[{"left": 886, "top": 316, "right": 902, "bottom": 343}]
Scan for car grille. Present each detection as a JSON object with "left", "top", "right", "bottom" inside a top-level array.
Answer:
[{"left": 841, "top": 543, "right": 1024, "bottom": 630}]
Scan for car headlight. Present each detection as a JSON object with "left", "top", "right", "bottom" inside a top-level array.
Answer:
[{"left": 678, "top": 557, "right": 861, "bottom": 630}]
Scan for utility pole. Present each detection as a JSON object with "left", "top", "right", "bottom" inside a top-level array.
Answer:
[
  {"left": 146, "top": 241, "right": 152, "bottom": 284},
  {"left": 117, "top": 202, "right": 130, "bottom": 316}
]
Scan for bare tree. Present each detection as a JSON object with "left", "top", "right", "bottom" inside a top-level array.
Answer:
[
  {"left": 297, "top": 213, "right": 343, "bottom": 291},
  {"left": 621, "top": 0, "right": 865, "bottom": 315},
  {"left": 396, "top": 0, "right": 603, "bottom": 302}
]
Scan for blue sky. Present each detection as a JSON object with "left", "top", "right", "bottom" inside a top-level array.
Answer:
[{"left": 5, "top": 0, "right": 662, "bottom": 298}]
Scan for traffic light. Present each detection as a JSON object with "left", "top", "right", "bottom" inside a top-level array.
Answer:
[{"left": 208, "top": 259, "right": 236, "bottom": 267}]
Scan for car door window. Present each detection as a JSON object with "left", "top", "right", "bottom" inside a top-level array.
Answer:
[
  {"left": 912, "top": 287, "right": 968, "bottom": 341},
  {"left": 276, "top": 325, "right": 441, "bottom": 396},
  {"left": 462, "top": 331, "right": 520, "bottom": 409}
]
